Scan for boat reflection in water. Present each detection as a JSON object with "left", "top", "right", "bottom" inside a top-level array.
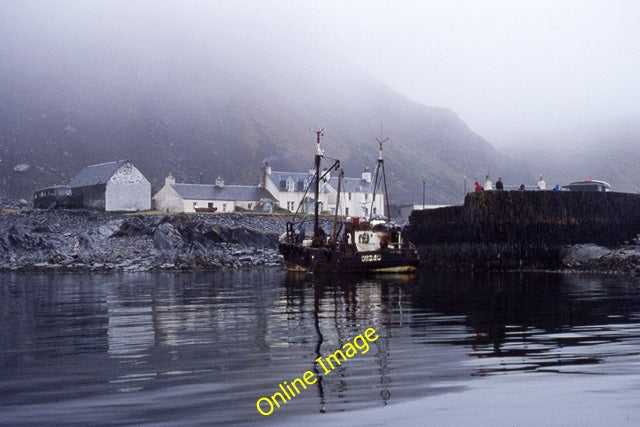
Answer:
[
  {"left": 282, "top": 272, "right": 421, "bottom": 414},
  {"left": 283, "top": 270, "right": 640, "bottom": 415}
]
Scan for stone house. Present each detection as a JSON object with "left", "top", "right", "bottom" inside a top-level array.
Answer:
[
  {"left": 70, "top": 160, "right": 151, "bottom": 211},
  {"left": 153, "top": 174, "right": 276, "bottom": 213}
]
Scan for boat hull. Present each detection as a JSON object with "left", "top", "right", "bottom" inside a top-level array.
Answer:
[{"left": 279, "top": 243, "right": 419, "bottom": 274}]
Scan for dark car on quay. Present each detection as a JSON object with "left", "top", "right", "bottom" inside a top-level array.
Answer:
[{"left": 561, "top": 179, "right": 612, "bottom": 192}]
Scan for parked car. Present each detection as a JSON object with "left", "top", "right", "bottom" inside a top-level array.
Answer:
[{"left": 561, "top": 180, "right": 611, "bottom": 192}]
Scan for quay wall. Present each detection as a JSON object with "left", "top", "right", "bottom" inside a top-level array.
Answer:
[{"left": 406, "top": 191, "right": 640, "bottom": 270}]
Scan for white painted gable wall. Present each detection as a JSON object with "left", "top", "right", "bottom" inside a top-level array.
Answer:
[{"left": 105, "top": 163, "right": 151, "bottom": 211}]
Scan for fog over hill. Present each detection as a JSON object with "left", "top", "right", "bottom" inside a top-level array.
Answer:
[
  {"left": 0, "top": 55, "right": 529, "bottom": 204},
  {"left": 0, "top": 2, "right": 534, "bottom": 205},
  {"left": 6, "top": 1, "right": 638, "bottom": 206}
]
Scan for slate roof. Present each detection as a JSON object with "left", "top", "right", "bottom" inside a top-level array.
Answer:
[
  {"left": 266, "top": 170, "right": 380, "bottom": 195},
  {"left": 267, "top": 171, "right": 331, "bottom": 193},
  {"left": 327, "top": 176, "right": 379, "bottom": 194},
  {"left": 35, "top": 185, "right": 72, "bottom": 192},
  {"left": 173, "top": 184, "right": 276, "bottom": 202},
  {"left": 70, "top": 160, "right": 129, "bottom": 188}
]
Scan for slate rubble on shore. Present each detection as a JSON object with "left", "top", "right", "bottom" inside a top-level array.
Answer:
[
  {"left": 0, "top": 210, "right": 291, "bottom": 272},
  {"left": 2, "top": 204, "right": 640, "bottom": 275},
  {"left": 561, "top": 243, "right": 640, "bottom": 275}
]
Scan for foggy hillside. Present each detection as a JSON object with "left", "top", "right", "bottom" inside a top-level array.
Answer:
[
  {"left": 0, "top": 40, "right": 531, "bottom": 205},
  {"left": 0, "top": 1, "right": 529, "bottom": 205},
  {"left": 2, "top": 2, "right": 638, "bottom": 206}
]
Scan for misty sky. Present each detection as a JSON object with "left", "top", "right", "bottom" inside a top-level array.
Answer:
[
  {"left": 305, "top": 0, "right": 640, "bottom": 149},
  {"left": 2, "top": 0, "right": 639, "bottom": 150}
]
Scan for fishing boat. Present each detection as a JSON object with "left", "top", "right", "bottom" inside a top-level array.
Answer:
[{"left": 278, "top": 129, "right": 419, "bottom": 273}]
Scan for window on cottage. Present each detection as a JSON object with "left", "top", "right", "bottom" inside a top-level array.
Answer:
[
  {"left": 345, "top": 207, "right": 349, "bottom": 216},
  {"left": 348, "top": 192, "right": 352, "bottom": 201},
  {"left": 223, "top": 203, "right": 227, "bottom": 212},
  {"left": 208, "top": 202, "right": 213, "bottom": 208},
  {"left": 248, "top": 203, "right": 252, "bottom": 211},
  {"left": 287, "top": 177, "right": 295, "bottom": 192},
  {"left": 193, "top": 202, "right": 197, "bottom": 207},
  {"left": 364, "top": 193, "right": 368, "bottom": 201}
]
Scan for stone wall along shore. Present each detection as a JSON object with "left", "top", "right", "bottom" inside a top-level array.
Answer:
[{"left": 406, "top": 191, "right": 640, "bottom": 272}]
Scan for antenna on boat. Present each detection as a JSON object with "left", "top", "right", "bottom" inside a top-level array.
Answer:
[
  {"left": 311, "top": 128, "right": 324, "bottom": 155},
  {"left": 377, "top": 125, "right": 388, "bottom": 160},
  {"left": 376, "top": 136, "right": 389, "bottom": 161}
]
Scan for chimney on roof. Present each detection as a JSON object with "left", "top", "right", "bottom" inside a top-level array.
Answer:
[
  {"left": 215, "top": 176, "right": 224, "bottom": 188},
  {"left": 362, "top": 166, "right": 372, "bottom": 183},
  {"left": 260, "top": 162, "right": 271, "bottom": 188},
  {"left": 165, "top": 173, "right": 176, "bottom": 187}
]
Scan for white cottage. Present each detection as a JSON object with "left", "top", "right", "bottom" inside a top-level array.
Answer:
[
  {"left": 326, "top": 167, "right": 385, "bottom": 218},
  {"left": 153, "top": 174, "right": 276, "bottom": 213},
  {"left": 260, "top": 164, "right": 332, "bottom": 214},
  {"left": 70, "top": 160, "right": 151, "bottom": 211},
  {"left": 260, "top": 163, "right": 384, "bottom": 217}
]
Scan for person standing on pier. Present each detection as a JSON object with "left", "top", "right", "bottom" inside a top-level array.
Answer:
[
  {"left": 484, "top": 175, "right": 492, "bottom": 191},
  {"left": 537, "top": 175, "right": 546, "bottom": 190}
]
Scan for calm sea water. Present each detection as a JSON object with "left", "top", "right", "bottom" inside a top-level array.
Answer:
[{"left": 1, "top": 270, "right": 639, "bottom": 426}]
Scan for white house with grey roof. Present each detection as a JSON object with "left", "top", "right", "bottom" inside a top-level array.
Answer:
[
  {"left": 327, "top": 167, "right": 385, "bottom": 219},
  {"left": 260, "top": 163, "right": 384, "bottom": 218},
  {"left": 153, "top": 174, "right": 276, "bottom": 213},
  {"left": 260, "top": 164, "right": 332, "bottom": 214},
  {"left": 70, "top": 160, "right": 151, "bottom": 211}
]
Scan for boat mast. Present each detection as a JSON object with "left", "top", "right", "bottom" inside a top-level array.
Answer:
[
  {"left": 312, "top": 128, "right": 324, "bottom": 243},
  {"left": 370, "top": 129, "right": 390, "bottom": 222},
  {"left": 332, "top": 168, "right": 343, "bottom": 243}
]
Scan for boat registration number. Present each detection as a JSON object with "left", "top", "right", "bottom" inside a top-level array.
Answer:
[{"left": 361, "top": 254, "right": 382, "bottom": 262}]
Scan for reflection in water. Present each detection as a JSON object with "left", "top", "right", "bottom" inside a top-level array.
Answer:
[
  {"left": 311, "top": 280, "right": 325, "bottom": 411},
  {"left": 1, "top": 271, "right": 639, "bottom": 425},
  {"left": 284, "top": 273, "right": 410, "bottom": 413},
  {"left": 414, "top": 272, "right": 640, "bottom": 375}
]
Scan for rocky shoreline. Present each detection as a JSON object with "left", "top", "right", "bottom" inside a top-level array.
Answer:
[
  {"left": 0, "top": 210, "right": 291, "bottom": 272},
  {"left": 560, "top": 243, "right": 640, "bottom": 276},
  {"left": 2, "top": 209, "right": 640, "bottom": 275}
]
